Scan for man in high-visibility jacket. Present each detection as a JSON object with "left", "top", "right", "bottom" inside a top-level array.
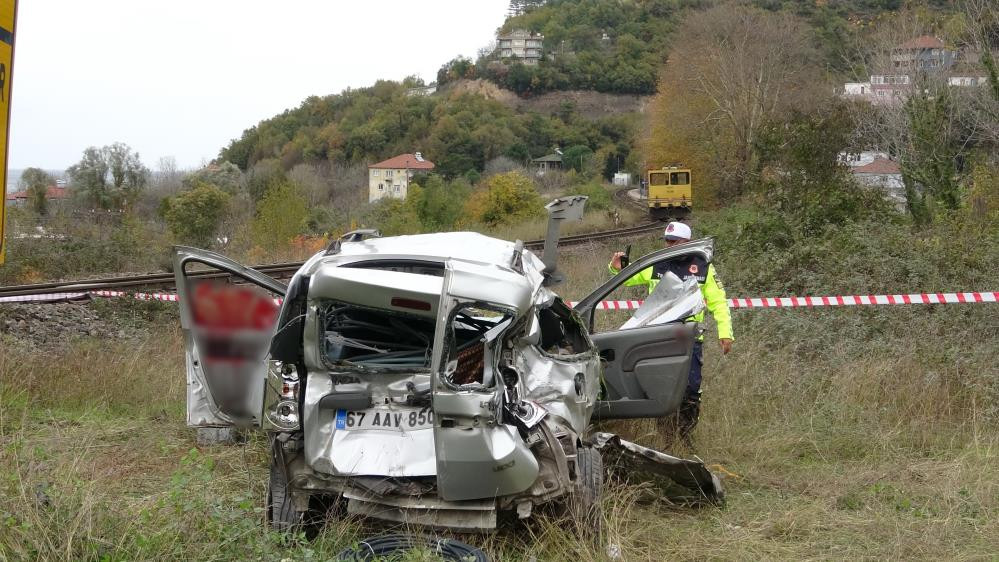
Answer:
[{"left": 609, "top": 221, "right": 733, "bottom": 438}]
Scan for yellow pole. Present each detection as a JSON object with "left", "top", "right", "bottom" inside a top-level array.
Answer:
[{"left": 0, "top": 0, "right": 17, "bottom": 265}]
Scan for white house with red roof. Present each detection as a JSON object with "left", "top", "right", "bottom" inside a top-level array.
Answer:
[
  {"left": 851, "top": 157, "right": 906, "bottom": 211},
  {"left": 368, "top": 152, "right": 435, "bottom": 203}
]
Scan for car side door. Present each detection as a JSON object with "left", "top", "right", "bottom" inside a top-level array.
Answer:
[
  {"left": 173, "top": 246, "right": 287, "bottom": 428},
  {"left": 573, "top": 239, "right": 713, "bottom": 420}
]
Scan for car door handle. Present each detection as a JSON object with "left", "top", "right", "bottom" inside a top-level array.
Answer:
[{"left": 599, "top": 349, "right": 615, "bottom": 362}]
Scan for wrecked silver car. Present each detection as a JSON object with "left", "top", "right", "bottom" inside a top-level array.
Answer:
[{"left": 173, "top": 196, "right": 723, "bottom": 533}]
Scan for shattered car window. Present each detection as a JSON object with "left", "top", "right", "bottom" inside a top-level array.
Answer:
[
  {"left": 537, "top": 298, "right": 589, "bottom": 356},
  {"left": 320, "top": 301, "right": 437, "bottom": 369},
  {"left": 442, "top": 306, "right": 512, "bottom": 387},
  {"left": 619, "top": 271, "right": 705, "bottom": 330}
]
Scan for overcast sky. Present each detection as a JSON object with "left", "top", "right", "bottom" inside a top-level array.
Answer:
[{"left": 9, "top": 0, "right": 509, "bottom": 172}]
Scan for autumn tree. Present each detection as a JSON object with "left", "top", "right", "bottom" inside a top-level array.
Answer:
[
  {"left": 462, "top": 171, "right": 544, "bottom": 226},
  {"left": 67, "top": 143, "right": 150, "bottom": 210},
  {"left": 645, "top": 4, "right": 822, "bottom": 203},
  {"left": 183, "top": 161, "right": 243, "bottom": 194},
  {"left": 19, "top": 167, "right": 53, "bottom": 215}
]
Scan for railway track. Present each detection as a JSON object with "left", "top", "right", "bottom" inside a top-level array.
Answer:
[
  {"left": 613, "top": 187, "right": 647, "bottom": 211},
  {"left": 0, "top": 222, "right": 664, "bottom": 298}
]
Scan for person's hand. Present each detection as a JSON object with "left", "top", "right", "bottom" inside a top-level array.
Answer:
[
  {"left": 611, "top": 251, "right": 625, "bottom": 270},
  {"left": 719, "top": 338, "right": 733, "bottom": 355}
]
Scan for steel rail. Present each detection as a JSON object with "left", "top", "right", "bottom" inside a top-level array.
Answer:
[{"left": 0, "top": 222, "right": 663, "bottom": 297}]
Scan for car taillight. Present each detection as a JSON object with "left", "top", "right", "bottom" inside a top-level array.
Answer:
[{"left": 281, "top": 380, "right": 299, "bottom": 399}]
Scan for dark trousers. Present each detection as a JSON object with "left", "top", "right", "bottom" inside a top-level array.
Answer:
[
  {"left": 678, "top": 341, "right": 704, "bottom": 437},
  {"left": 686, "top": 341, "right": 704, "bottom": 398}
]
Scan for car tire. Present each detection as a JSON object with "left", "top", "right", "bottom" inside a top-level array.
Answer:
[
  {"left": 267, "top": 457, "right": 306, "bottom": 534},
  {"left": 571, "top": 446, "right": 604, "bottom": 538}
]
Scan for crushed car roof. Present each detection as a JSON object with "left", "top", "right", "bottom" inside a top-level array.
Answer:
[
  {"left": 300, "top": 232, "right": 551, "bottom": 314},
  {"left": 334, "top": 232, "right": 527, "bottom": 268}
]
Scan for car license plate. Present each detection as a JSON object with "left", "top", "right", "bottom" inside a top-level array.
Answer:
[{"left": 335, "top": 406, "right": 433, "bottom": 431}]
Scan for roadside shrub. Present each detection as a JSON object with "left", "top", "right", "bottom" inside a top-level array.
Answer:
[
  {"left": 361, "top": 192, "right": 422, "bottom": 236},
  {"left": 410, "top": 175, "right": 470, "bottom": 232},
  {"left": 462, "top": 171, "right": 544, "bottom": 227},
  {"left": 251, "top": 179, "right": 308, "bottom": 251},
  {"left": 571, "top": 182, "right": 613, "bottom": 210},
  {"left": 161, "top": 183, "right": 231, "bottom": 247}
]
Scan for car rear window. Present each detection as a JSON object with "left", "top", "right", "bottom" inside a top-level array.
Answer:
[{"left": 320, "top": 301, "right": 437, "bottom": 370}]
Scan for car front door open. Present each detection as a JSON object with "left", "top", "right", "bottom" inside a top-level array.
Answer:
[{"left": 574, "top": 239, "right": 714, "bottom": 420}]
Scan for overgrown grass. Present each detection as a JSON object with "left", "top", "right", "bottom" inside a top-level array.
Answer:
[{"left": 2, "top": 299, "right": 996, "bottom": 560}]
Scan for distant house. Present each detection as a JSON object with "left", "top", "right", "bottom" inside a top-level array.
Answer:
[
  {"left": 892, "top": 35, "right": 956, "bottom": 71},
  {"left": 851, "top": 157, "right": 906, "bottom": 211},
  {"left": 533, "top": 150, "right": 562, "bottom": 175},
  {"left": 838, "top": 151, "right": 890, "bottom": 168},
  {"left": 368, "top": 152, "right": 435, "bottom": 203},
  {"left": 406, "top": 83, "right": 437, "bottom": 97},
  {"left": 5, "top": 185, "right": 70, "bottom": 207},
  {"left": 947, "top": 58, "right": 989, "bottom": 87},
  {"left": 841, "top": 35, "right": 985, "bottom": 105},
  {"left": 496, "top": 29, "right": 544, "bottom": 66}
]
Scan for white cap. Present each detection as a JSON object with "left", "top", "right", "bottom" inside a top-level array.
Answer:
[{"left": 663, "top": 221, "right": 691, "bottom": 240}]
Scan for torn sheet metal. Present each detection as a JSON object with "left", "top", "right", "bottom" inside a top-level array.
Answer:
[
  {"left": 588, "top": 432, "right": 724, "bottom": 504},
  {"left": 517, "top": 344, "right": 599, "bottom": 434}
]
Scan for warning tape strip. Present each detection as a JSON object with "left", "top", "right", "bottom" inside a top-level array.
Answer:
[
  {"left": 1, "top": 290, "right": 996, "bottom": 308},
  {"left": 572, "top": 292, "right": 999, "bottom": 310}
]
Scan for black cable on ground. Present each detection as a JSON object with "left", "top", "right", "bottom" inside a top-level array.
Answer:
[{"left": 337, "top": 534, "right": 488, "bottom": 561}]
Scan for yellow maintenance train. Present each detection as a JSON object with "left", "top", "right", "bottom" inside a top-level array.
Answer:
[{"left": 646, "top": 166, "right": 692, "bottom": 220}]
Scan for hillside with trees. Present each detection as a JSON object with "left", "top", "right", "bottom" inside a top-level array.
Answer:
[
  {"left": 219, "top": 78, "right": 640, "bottom": 179},
  {"left": 438, "top": 0, "right": 957, "bottom": 97}
]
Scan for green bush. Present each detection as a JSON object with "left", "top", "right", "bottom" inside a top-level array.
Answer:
[
  {"left": 251, "top": 180, "right": 307, "bottom": 251},
  {"left": 571, "top": 182, "right": 612, "bottom": 210},
  {"left": 161, "top": 183, "right": 231, "bottom": 247}
]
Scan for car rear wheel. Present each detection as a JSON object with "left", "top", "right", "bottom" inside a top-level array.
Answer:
[
  {"left": 267, "top": 458, "right": 307, "bottom": 534},
  {"left": 571, "top": 446, "right": 604, "bottom": 538}
]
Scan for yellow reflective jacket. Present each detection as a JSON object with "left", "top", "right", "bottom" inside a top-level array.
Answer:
[{"left": 607, "top": 261, "right": 734, "bottom": 341}]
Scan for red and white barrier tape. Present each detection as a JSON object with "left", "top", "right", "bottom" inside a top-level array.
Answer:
[
  {"left": 572, "top": 292, "right": 998, "bottom": 310},
  {"left": 2, "top": 290, "right": 996, "bottom": 308}
]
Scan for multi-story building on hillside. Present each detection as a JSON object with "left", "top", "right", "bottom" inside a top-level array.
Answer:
[
  {"left": 368, "top": 152, "right": 435, "bottom": 203},
  {"left": 843, "top": 35, "right": 986, "bottom": 105},
  {"left": 496, "top": 29, "right": 544, "bottom": 65},
  {"left": 891, "top": 35, "right": 956, "bottom": 71}
]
